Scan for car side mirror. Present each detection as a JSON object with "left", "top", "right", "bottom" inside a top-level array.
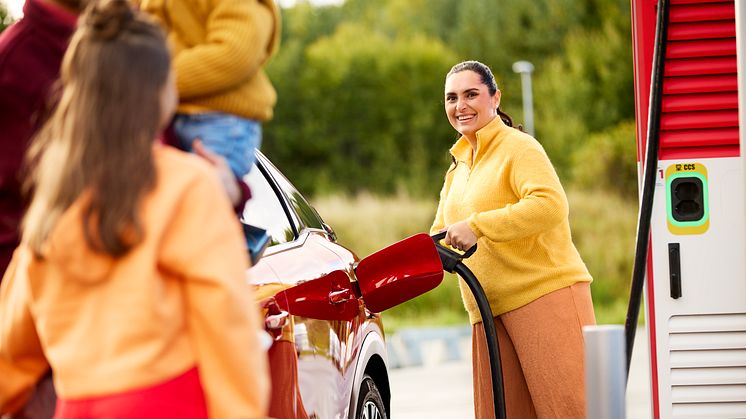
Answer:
[{"left": 243, "top": 223, "right": 270, "bottom": 266}]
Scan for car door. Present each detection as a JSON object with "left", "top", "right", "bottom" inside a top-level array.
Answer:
[{"left": 243, "top": 153, "right": 361, "bottom": 418}]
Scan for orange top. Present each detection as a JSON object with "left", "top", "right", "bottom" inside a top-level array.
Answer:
[{"left": 0, "top": 145, "right": 269, "bottom": 418}]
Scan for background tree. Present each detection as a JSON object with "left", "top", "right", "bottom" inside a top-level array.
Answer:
[
  {"left": 265, "top": 0, "right": 635, "bottom": 197},
  {"left": 265, "top": 17, "right": 458, "bottom": 195}
]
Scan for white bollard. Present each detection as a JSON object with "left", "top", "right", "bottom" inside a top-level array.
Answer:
[{"left": 584, "top": 325, "right": 626, "bottom": 419}]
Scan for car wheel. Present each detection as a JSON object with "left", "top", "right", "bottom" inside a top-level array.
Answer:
[{"left": 356, "top": 374, "right": 387, "bottom": 419}]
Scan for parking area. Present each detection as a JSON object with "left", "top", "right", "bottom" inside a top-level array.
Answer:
[{"left": 388, "top": 324, "right": 652, "bottom": 418}]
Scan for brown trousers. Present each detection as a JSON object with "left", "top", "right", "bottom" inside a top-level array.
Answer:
[{"left": 472, "top": 282, "right": 596, "bottom": 419}]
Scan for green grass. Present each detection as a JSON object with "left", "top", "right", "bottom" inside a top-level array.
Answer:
[
  {"left": 567, "top": 189, "right": 639, "bottom": 325},
  {"left": 312, "top": 192, "right": 439, "bottom": 259},
  {"left": 312, "top": 188, "right": 639, "bottom": 329}
]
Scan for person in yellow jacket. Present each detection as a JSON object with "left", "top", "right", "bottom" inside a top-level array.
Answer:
[
  {"left": 136, "top": 0, "right": 281, "bottom": 178},
  {"left": 431, "top": 60, "right": 596, "bottom": 419},
  {"left": 0, "top": 1, "right": 269, "bottom": 417}
]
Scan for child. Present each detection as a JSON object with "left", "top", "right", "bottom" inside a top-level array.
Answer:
[
  {"left": 0, "top": 1, "right": 269, "bottom": 417},
  {"left": 136, "top": 0, "right": 281, "bottom": 178}
]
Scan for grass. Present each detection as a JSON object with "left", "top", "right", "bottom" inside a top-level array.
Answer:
[{"left": 312, "top": 188, "right": 640, "bottom": 330}]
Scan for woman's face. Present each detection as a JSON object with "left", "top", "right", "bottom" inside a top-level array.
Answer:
[
  {"left": 444, "top": 70, "right": 501, "bottom": 141},
  {"left": 159, "top": 70, "right": 178, "bottom": 129}
]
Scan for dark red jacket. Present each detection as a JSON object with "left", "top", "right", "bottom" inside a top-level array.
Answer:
[{"left": 0, "top": 0, "right": 77, "bottom": 275}]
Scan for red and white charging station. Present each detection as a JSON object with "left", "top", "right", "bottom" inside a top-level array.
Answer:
[{"left": 631, "top": 0, "right": 746, "bottom": 417}]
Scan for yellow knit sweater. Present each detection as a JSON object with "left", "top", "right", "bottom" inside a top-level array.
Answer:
[
  {"left": 136, "top": 0, "right": 281, "bottom": 121},
  {"left": 431, "top": 117, "right": 592, "bottom": 324}
]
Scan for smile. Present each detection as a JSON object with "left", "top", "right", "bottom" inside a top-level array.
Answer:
[{"left": 456, "top": 114, "right": 476, "bottom": 122}]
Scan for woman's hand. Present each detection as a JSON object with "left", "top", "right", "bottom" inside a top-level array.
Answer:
[
  {"left": 192, "top": 139, "right": 241, "bottom": 206},
  {"left": 444, "top": 221, "right": 477, "bottom": 251}
]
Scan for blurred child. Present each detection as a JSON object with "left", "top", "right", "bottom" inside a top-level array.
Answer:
[
  {"left": 137, "top": 0, "right": 281, "bottom": 178},
  {"left": 0, "top": 1, "right": 269, "bottom": 417}
]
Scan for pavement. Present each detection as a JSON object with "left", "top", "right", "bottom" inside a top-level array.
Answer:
[{"left": 387, "top": 324, "right": 652, "bottom": 418}]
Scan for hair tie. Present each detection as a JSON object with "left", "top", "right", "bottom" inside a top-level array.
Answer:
[{"left": 85, "top": 0, "right": 134, "bottom": 41}]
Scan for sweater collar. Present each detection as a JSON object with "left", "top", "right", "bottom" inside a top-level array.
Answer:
[
  {"left": 23, "top": 0, "right": 78, "bottom": 38},
  {"left": 449, "top": 116, "right": 509, "bottom": 167}
]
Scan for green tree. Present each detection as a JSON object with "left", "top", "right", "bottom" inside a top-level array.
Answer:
[
  {"left": 266, "top": 0, "right": 636, "bottom": 197},
  {"left": 532, "top": 0, "right": 633, "bottom": 177},
  {"left": 571, "top": 120, "right": 638, "bottom": 197},
  {"left": 265, "top": 23, "right": 458, "bottom": 196}
]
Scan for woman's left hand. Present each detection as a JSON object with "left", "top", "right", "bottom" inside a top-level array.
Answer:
[{"left": 444, "top": 221, "right": 477, "bottom": 252}]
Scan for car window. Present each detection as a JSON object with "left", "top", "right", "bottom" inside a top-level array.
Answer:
[
  {"left": 260, "top": 157, "right": 325, "bottom": 231},
  {"left": 241, "top": 164, "right": 296, "bottom": 246}
]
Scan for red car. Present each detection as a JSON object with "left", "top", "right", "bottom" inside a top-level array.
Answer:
[{"left": 241, "top": 152, "right": 442, "bottom": 419}]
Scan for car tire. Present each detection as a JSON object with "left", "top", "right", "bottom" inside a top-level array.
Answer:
[{"left": 356, "top": 374, "right": 387, "bottom": 419}]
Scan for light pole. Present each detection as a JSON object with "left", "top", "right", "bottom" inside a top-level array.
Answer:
[{"left": 512, "top": 60, "right": 535, "bottom": 137}]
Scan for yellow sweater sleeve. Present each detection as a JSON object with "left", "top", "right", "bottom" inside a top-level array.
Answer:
[
  {"left": 174, "top": 0, "right": 275, "bottom": 100},
  {"left": 430, "top": 163, "right": 456, "bottom": 235},
  {"left": 159, "top": 169, "right": 269, "bottom": 418},
  {"left": 0, "top": 250, "right": 49, "bottom": 415},
  {"left": 467, "top": 148, "right": 569, "bottom": 242}
]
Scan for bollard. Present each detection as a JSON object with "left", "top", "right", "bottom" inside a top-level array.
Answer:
[{"left": 584, "top": 325, "right": 626, "bottom": 419}]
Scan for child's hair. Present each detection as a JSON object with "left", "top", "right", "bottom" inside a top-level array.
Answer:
[{"left": 23, "top": 0, "right": 171, "bottom": 257}]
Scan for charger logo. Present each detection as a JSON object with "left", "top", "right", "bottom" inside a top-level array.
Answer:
[{"left": 675, "top": 163, "right": 697, "bottom": 171}]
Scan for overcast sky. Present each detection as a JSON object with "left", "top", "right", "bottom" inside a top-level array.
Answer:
[{"left": 2, "top": 0, "right": 22, "bottom": 18}]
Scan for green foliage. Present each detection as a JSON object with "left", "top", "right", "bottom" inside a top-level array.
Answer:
[
  {"left": 571, "top": 120, "right": 638, "bottom": 197},
  {"left": 267, "top": 0, "right": 637, "bottom": 199},
  {"left": 567, "top": 188, "right": 637, "bottom": 316},
  {"left": 533, "top": 1, "right": 634, "bottom": 176},
  {"left": 265, "top": 22, "right": 457, "bottom": 196}
]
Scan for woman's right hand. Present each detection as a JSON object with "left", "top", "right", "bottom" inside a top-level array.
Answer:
[{"left": 444, "top": 221, "right": 477, "bottom": 252}]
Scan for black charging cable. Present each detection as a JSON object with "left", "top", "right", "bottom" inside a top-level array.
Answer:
[
  {"left": 431, "top": 232, "right": 506, "bottom": 419},
  {"left": 624, "top": 0, "right": 669, "bottom": 378}
]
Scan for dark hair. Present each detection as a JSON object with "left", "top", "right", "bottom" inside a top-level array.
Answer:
[
  {"left": 24, "top": 0, "right": 171, "bottom": 256},
  {"left": 446, "top": 60, "right": 520, "bottom": 130},
  {"left": 54, "top": 0, "right": 94, "bottom": 12}
]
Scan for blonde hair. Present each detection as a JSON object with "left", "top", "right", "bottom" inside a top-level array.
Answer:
[{"left": 23, "top": 0, "right": 170, "bottom": 257}]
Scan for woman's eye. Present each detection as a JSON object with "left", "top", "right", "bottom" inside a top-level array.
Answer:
[
  {"left": 446, "top": 96, "right": 456, "bottom": 102},
  {"left": 467, "top": 92, "right": 478, "bottom": 98}
]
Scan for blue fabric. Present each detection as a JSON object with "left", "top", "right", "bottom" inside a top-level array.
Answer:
[{"left": 173, "top": 112, "right": 262, "bottom": 177}]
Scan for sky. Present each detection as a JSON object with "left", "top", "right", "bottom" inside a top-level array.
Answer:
[
  {"left": 2, "top": 0, "right": 343, "bottom": 19},
  {"left": 2, "top": 0, "right": 22, "bottom": 18}
]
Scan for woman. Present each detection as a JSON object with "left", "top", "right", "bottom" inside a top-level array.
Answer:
[
  {"left": 431, "top": 60, "right": 596, "bottom": 418},
  {"left": 0, "top": 1, "right": 269, "bottom": 417}
]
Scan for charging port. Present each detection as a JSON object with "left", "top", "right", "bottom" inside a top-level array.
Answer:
[{"left": 670, "top": 177, "right": 704, "bottom": 222}]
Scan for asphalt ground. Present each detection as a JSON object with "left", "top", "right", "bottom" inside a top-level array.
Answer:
[{"left": 387, "top": 325, "right": 652, "bottom": 418}]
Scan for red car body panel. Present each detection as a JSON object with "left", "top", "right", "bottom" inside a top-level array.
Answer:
[{"left": 246, "top": 152, "right": 443, "bottom": 418}]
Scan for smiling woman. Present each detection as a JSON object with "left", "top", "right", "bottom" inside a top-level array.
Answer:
[{"left": 431, "top": 60, "right": 596, "bottom": 419}]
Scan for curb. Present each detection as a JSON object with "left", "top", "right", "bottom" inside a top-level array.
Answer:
[{"left": 386, "top": 326, "right": 471, "bottom": 369}]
